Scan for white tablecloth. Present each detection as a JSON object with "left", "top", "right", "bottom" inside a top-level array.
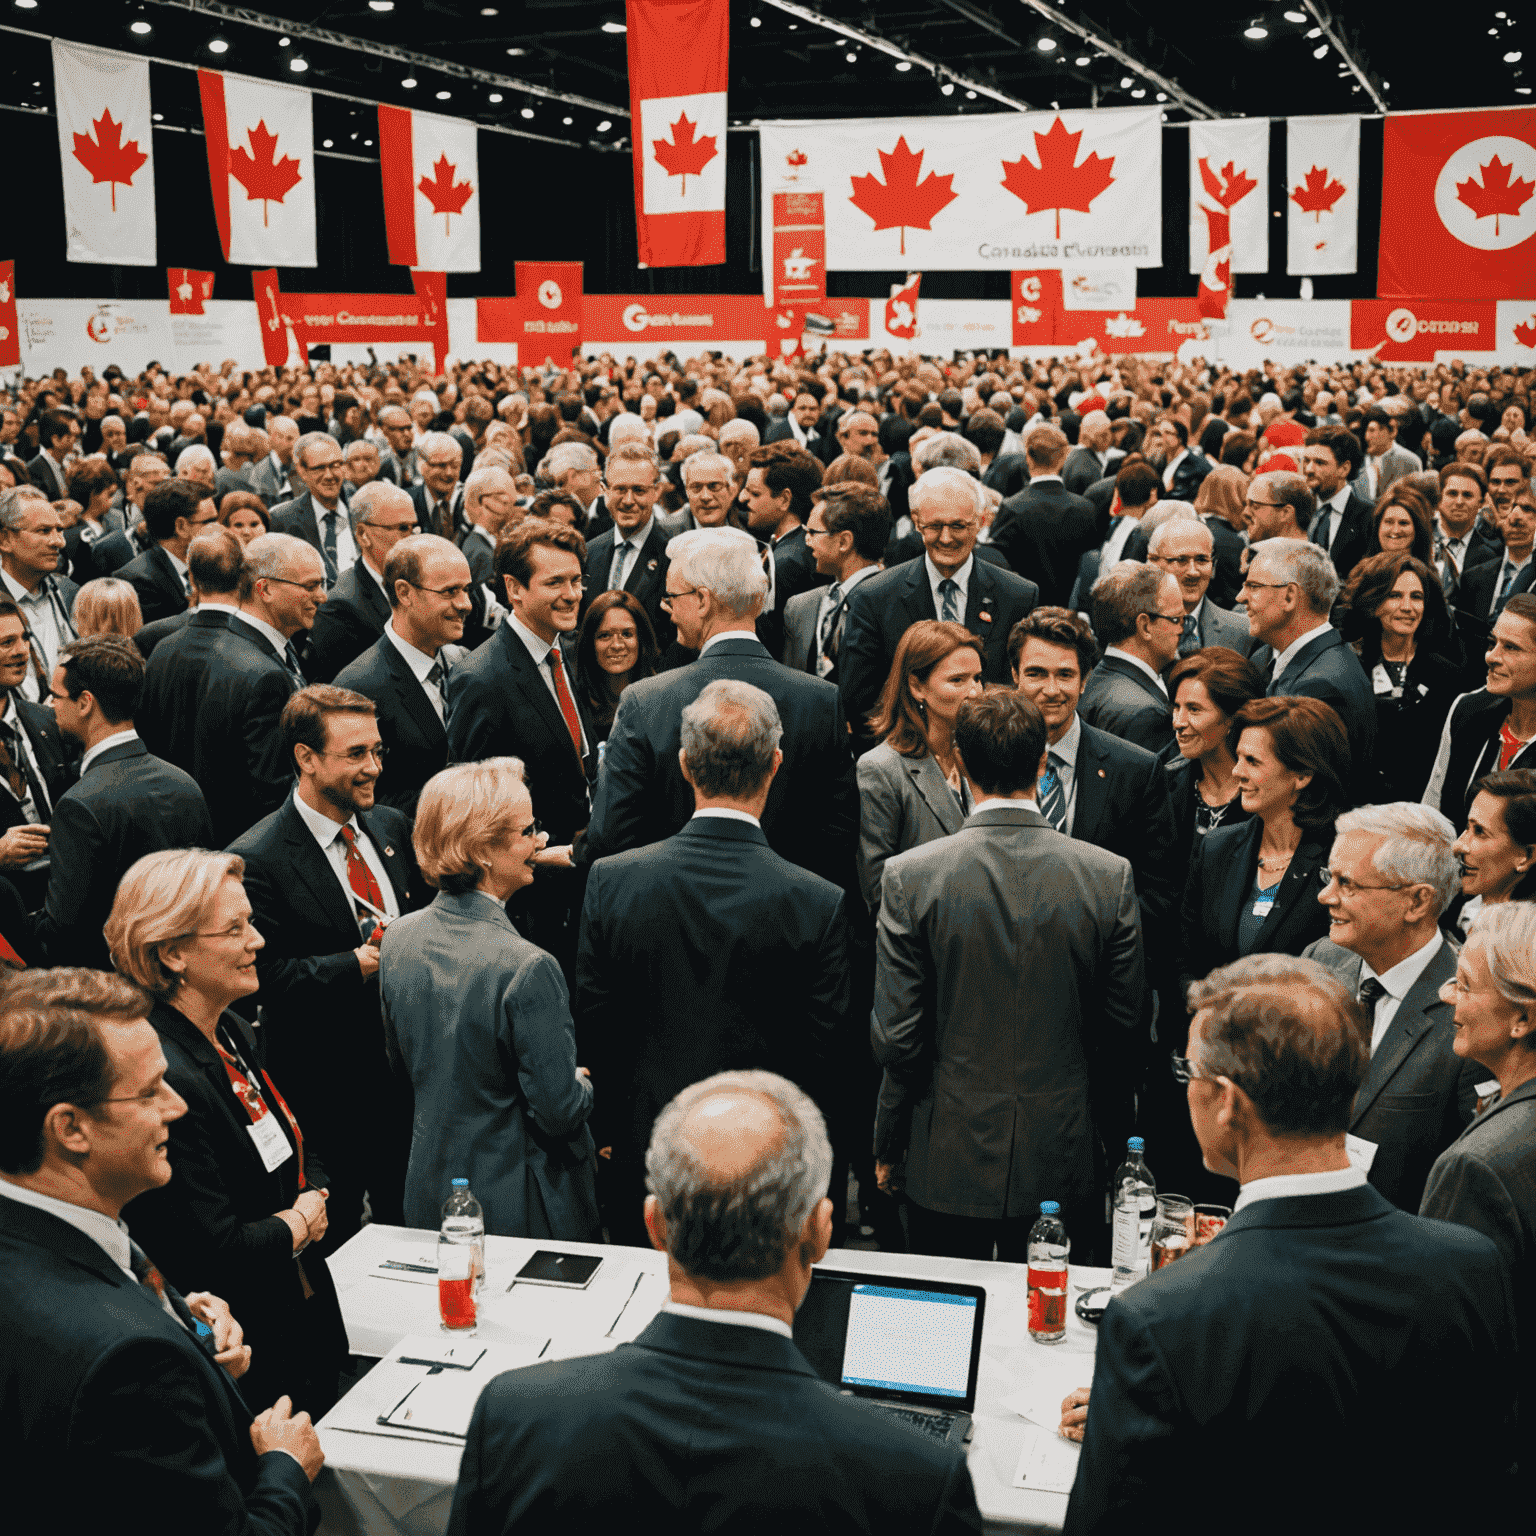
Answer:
[{"left": 315, "top": 1224, "right": 1106, "bottom": 1536}]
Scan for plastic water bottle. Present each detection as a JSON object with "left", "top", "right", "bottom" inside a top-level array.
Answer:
[
  {"left": 1027, "top": 1201, "right": 1070, "bottom": 1344},
  {"left": 438, "top": 1179, "right": 485, "bottom": 1332},
  {"left": 1110, "top": 1137, "right": 1158, "bottom": 1290}
]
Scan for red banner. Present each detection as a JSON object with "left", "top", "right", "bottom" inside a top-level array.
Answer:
[
  {"left": 1350, "top": 299, "right": 1498, "bottom": 362},
  {"left": 511, "top": 261, "right": 583, "bottom": 361},
  {"left": 1380, "top": 108, "right": 1536, "bottom": 300},
  {"left": 626, "top": 0, "right": 729, "bottom": 268},
  {"left": 1056, "top": 297, "right": 1209, "bottom": 355},
  {"left": 885, "top": 274, "right": 921, "bottom": 340},
  {"left": 771, "top": 191, "right": 825, "bottom": 306},
  {"left": 582, "top": 293, "right": 773, "bottom": 344},
  {"left": 251, "top": 268, "right": 288, "bottom": 367},
  {"left": 0, "top": 262, "right": 17, "bottom": 368},
  {"left": 283, "top": 288, "right": 440, "bottom": 365},
  {"left": 1011, "top": 270, "right": 1063, "bottom": 346},
  {"left": 168, "top": 268, "right": 215, "bottom": 316},
  {"left": 410, "top": 269, "right": 449, "bottom": 369}
]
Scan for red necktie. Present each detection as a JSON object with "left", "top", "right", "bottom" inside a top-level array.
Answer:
[
  {"left": 339, "top": 825, "right": 385, "bottom": 932},
  {"left": 547, "top": 648, "right": 583, "bottom": 759}
]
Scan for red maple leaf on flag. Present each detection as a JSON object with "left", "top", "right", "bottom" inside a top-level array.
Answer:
[
  {"left": 848, "top": 137, "right": 959, "bottom": 257},
  {"left": 72, "top": 110, "right": 148, "bottom": 213},
  {"left": 1000, "top": 118, "right": 1116, "bottom": 240},
  {"left": 417, "top": 155, "right": 474, "bottom": 234},
  {"left": 1290, "top": 164, "right": 1347, "bottom": 221},
  {"left": 652, "top": 113, "right": 718, "bottom": 196},
  {"left": 1199, "top": 158, "right": 1258, "bottom": 211},
  {"left": 1515, "top": 316, "right": 1536, "bottom": 349},
  {"left": 230, "top": 121, "right": 303, "bottom": 228},
  {"left": 1456, "top": 155, "right": 1535, "bottom": 239}
]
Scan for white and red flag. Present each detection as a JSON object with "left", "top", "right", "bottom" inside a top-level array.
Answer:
[
  {"left": 1189, "top": 119, "right": 1269, "bottom": 278},
  {"left": 1380, "top": 108, "right": 1536, "bottom": 299},
  {"left": 52, "top": 41, "right": 157, "bottom": 267},
  {"left": 378, "top": 106, "right": 480, "bottom": 272},
  {"left": 251, "top": 268, "right": 290, "bottom": 367},
  {"left": 0, "top": 262, "right": 19, "bottom": 369},
  {"left": 625, "top": 0, "right": 729, "bottom": 268},
  {"left": 167, "top": 268, "right": 215, "bottom": 315},
  {"left": 1286, "top": 115, "right": 1358, "bottom": 276},
  {"left": 885, "top": 273, "right": 922, "bottom": 340},
  {"left": 199, "top": 70, "right": 316, "bottom": 267}
]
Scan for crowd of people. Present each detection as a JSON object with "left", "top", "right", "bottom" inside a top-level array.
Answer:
[{"left": 1, "top": 341, "right": 1534, "bottom": 1529}]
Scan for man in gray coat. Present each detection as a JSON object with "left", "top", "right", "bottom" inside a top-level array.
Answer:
[{"left": 872, "top": 691, "right": 1144, "bottom": 1261}]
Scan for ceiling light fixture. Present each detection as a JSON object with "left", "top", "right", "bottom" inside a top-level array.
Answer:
[
  {"left": 1120, "top": 75, "right": 1132, "bottom": 87},
  {"left": 289, "top": 55, "right": 309, "bottom": 73},
  {"left": 402, "top": 76, "right": 418, "bottom": 88},
  {"left": 845, "top": 50, "right": 857, "bottom": 62},
  {"left": 895, "top": 60, "right": 912, "bottom": 71},
  {"left": 966, "top": 90, "right": 976, "bottom": 99},
  {"left": 323, "top": 138, "right": 334, "bottom": 147},
  {"left": 597, "top": 119, "right": 613, "bottom": 131},
  {"left": 1507, "top": 50, "right": 1524, "bottom": 62},
  {"left": 1156, "top": 90, "right": 1166, "bottom": 100},
  {"left": 940, "top": 82, "right": 955, "bottom": 95},
  {"left": 436, "top": 89, "right": 451, "bottom": 99},
  {"left": 563, "top": 115, "right": 573, "bottom": 124},
  {"left": 488, "top": 92, "right": 502, "bottom": 102},
  {"left": 1075, "top": 55, "right": 1091, "bottom": 65},
  {"left": 208, "top": 37, "right": 229, "bottom": 53},
  {"left": 506, "top": 47, "right": 526, "bottom": 56},
  {"left": 130, "top": 19, "right": 153, "bottom": 34},
  {"left": 601, "top": 20, "right": 626, "bottom": 33},
  {"left": 750, "top": 15, "right": 762, "bottom": 25},
  {"left": 520, "top": 106, "right": 535, "bottom": 118},
  {"left": 1244, "top": 22, "right": 1269, "bottom": 40},
  {"left": 1037, "top": 37, "right": 1058, "bottom": 52},
  {"left": 1314, "top": 43, "right": 1328, "bottom": 56},
  {"left": 1305, "top": 25, "right": 1322, "bottom": 37},
  {"left": 481, "top": 6, "right": 499, "bottom": 14},
  {"left": 369, "top": 1, "right": 394, "bottom": 10},
  {"left": 278, "top": 36, "right": 289, "bottom": 46},
  {"left": 1283, "top": 9, "right": 1306, "bottom": 20},
  {"left": 15, "top": 0, "right": 38, "bottom": 8},
  {"left": 1131, "top": 86, "right": 1146, "bottom": 97}
]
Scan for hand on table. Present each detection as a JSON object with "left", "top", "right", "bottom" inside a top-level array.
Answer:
[
  {"left": 1059, "top": 1387, "right": 1090, "bottom": 1443},
  {"left": 251, "top": 1396, "right": 324, "bottom": 1481},
  {"left": 184, "top": 1291, "right": 251, "bottom": 1380}
]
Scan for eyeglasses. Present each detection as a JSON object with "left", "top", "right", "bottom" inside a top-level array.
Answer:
[
  {"left": 264, "top": 576, "right": 327, "bottom": 594},
  {"left": 1147, "top": 611, "right": 1186, "bottom": 627},
  {"left": 320, "top": 744, "right": 389, "bottom": 764},
  {"left": 1244, "top": 498, "right": 1284, "bottom": 510},
  {"left": 424, "top": 458, "right": 460, "bottom": 471},
  {"left": 803, "top": 526, "right": 837, "bottom": 541},
  {"left": 914, "top": 519, "right": 977, "bottom": 537},
  {"left": 1157, "top": 555, "right": 1212, "bottom": 570},
  {"left": 306, "top": 462, "right": 345, "bottom": 477},
  {"left": 1239, "top": 579, "right": 1294, "bottom": 594},
  {"left": 659, "top": 586, "right": 701, "bottom": 612},
  {"left": 1318, "top": 868, "right": 1417, "bottom": 896},
  {"left": 367, "top": 520, "right": 420, "bottom": 534},
  {"left": 686, "top": 481, "right": 731, "bottom": 496},
  {"left": 404, "top": 580, "right": 471, "bottom": 600}
]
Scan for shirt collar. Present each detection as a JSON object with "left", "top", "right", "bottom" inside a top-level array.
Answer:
[
  {"left": 691, "top": 807, "right": 762, "bottom": 828},
  {"left": 507, "top": 610, "right": 556, "bottom": 664},
  {"left": 1029, "top": 473, "right": 1064, "bottom": 485},
  {"left": 1050, "top": 712, "right": 1082, "bottom": 768},
  {"left": 0, "top": 1177, "right": 134, "bottom": 1278},
  {"left": 924, "top": 552, "right": 974, "bottom": 598},
  {"left": 660, "top": 1300, "right": 793, "bottom": 1339},
  {"left": 384, "top": 618, "right": 438, "bottom": 683},
  {"left": 1103, "top": 644, "right": 1169, "bottom": 697},
  {"left": 80, "top": 728, "right": 139, "bottom": 777},
  {"left": 0, "top": 565, "right": 42, "bottom": 602},
  {"left": 973, "top": 795, "right": 1041, "bottom": 815},
  {"left": 196, "top": 599, "right": 241, "bottom": 617},
  {"left": 1232, "top": 1164, "right": 1367, "bottom": 1214},
  {"left": 291, "top": 786, "right": 360, "bottom": 852},
  {"left": 1271, "top": 620, "right": 1335, "bottom": 680},
  {"left": 1435, "top": 519, "right": 1472, "bottom": 548},
  {"left": 161, "top": 546, "right": 189, "bottom": 578},
  {"left": 1326, "top": 486, "right": 1351, "bottom": 513},
  {"left": 236, "top": 607, "right": 292, "bottom": 658},
  {"left": 617, "top": 516, "right": 654, "bottom": 550},
  {"left": 699, "top": 628, "right": 760, "bottom": 655},
  {"left": 1360, "top": 930, "right": 1444, "bottom": 1001}
]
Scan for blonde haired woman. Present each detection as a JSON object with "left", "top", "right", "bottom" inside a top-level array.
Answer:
[
  {"left": 109, "top": 847, "right": 346, "bottom": 1416},
  {"left": 73, "top": 576, "right": 144, "bottom": 639},
  {"left": 380, "top": 758, "right": 598, "bottom": 1239}
]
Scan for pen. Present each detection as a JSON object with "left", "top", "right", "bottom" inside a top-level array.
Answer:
[{"left": 606, "top": 1272, "right": 645, "bottom": 1338}]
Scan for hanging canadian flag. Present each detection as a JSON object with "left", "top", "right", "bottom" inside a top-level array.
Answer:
[
  {"left": 1011, "top": 270, "right": 1063, "bottom": 347},
  {"left": 1380, "top": 108, "right": 1536, "bottom": 299},
  {"left": 1286, "top": 115, "right": 1358, "bottom": 276},
  {"left": 884, "top": 273, "right": 922, "bottom": 340},
  {"left": 1196, "top": 207, "right": 1232, "bottom": 321},
  {"left": 1189, "top": 119, "right": 1269, "bottom": 277},
  {"left": 251, "top": 268, "right": 291, "bottom": 367},
  {"left": 51, "top": 41, "right": 157, "bottom": 267},
  {"left": 378, "top": 106, "right": 480, "bottom": 272},
  {"left": 625, "top": 0, "right": 729, "bottom": 268},
  {"left": 0, "top": 262, "right": 18, "bottom": 369},
  {"left": 199, "top": 70, "right": 317, "bottom": 268},
  {"left": 167, "top": 268, "right": 215, "bottom": 316},
  {"left": 411, "top": 270, "right": 451, "bottom": 368}
]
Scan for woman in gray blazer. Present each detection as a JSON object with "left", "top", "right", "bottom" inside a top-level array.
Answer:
[
  {"left": 856, "top": 621, "right": 984, "bottom": 910},
  {"left": 380, "top": 758, "right": 598, "bottom": 1240}
]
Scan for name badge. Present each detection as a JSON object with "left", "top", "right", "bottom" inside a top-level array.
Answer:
[
  {"left": 1344, "top": 1133, "right": 1378, "bottom": 1173},
  {"left": 1251, "top": 897, "right": 1274, "bottom": 920},
  {"left": 247, "top": 1111, "right": 294, "bottom": 1174}
]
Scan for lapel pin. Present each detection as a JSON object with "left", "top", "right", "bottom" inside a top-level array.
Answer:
[
  {"left": 384, "top": 846, "right": 395, "bottom": 858},
  {"left": 1098, "top": 768, "right": 1106, "bottom": 778},
  {"left": 978, "top": 610, "right": 993, "bottom": 625}
]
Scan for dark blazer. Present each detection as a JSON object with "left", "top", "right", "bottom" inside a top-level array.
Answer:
[
  {"left": 1304, "top": 936, "right": 1480, "bottom": 1213},
  {"left": 409, "top": 480, "right": 466, "bottom": 542},
  {"left": 1163, "top": 448, "right": 1213, "bottom": 502},
  {"left": 1456, "top": 552, "right": 1536, "bottom": 629},
  {"left": 1362, "top": 646, "right": 1464, "bottom": 804},
  {"left": 981, "top": 451, "right": 1028, "bottom": 499},
  {"left": 86, "top": 526, "right": 143, "bottom": 576},
  {"left": 578, "top": 818, "right": 848, "bottom": 1155},
  {"left": 193, "top": 615, "right": 301, "bottom": 847},
  {"left": 1065, "top": 1185, "right": 1516, "bottom": 1536},
  {"left": 1188, "top": 595, "right": 1255, "bottom": 657},
  {"left": 213, "top": 465, "right": 252, "bottom": 504},
  {"left": 1266, "top": 624, "right": 1377, "bottom": 784},
  {"left": 1079, "top": 654, "right": 1174, "bottom": 757},
  {"left": 989, "top": 479, "right": 1103, "bottom": 606},
  {"left": 332, "top": 633, "right": 449, "bottom": 819},
  {"left": 0, "top": 1197, "right": 314, "bottom": 1536},
  {"left": 27, "top": 450, "right": 68, "bottom": 498},
  {"left": 582, "top": 519, "right": 674, "bottom": 652},
  {"left": 1428, "top": 689, "right": 1536, "bottom": 832},
  {"left": 248, "top": 454, "right": 291, "bottom": 507},
  {"left": 1163, "top": 754, "right": 1252, "bottom": 875},
  {"left": 1204, "top": 515, "right": 1247, "bottom": 609},
  {"left": 1179, "top": 816, "right": 1332, "bottom": 990},
  {"left": 0, "top": 694, "right": 72, "bottom": 836},
  {"left": 854, "top": 742, "right": 967, "bottom": 910},
  {"left": 118, "top": 544, "right": 189, "bottom": 627},
  {"left": 133, "top": 607, "right": 193, "bottom": 659},
  {"left": 838, "top": 556, "right": 1039, "bottom": 754},
  {"left": 1310, "top": 490, "right": 1375, "bottom": 579},
  {"left": 459, "top": 524, "right": 496, "bottom": 586},
  {"left": 581, "top": 636, "right": 856, "bottom": 890},
  {"left": 303, "top": 556, "right": 391, "bottom": 684},
  {"left": 123, "top": 1001, "right": 347, "bottom": 1417},
  {"left": 447, "top": 1310, "right": 981, "bottom": 1536},
  {"left": 759, "top": 525, "right": 825, "bottom": 661},
  {"left": 763, "top": 419, "right": 828, "bottom": 460},
  {"left": 269, "top": 490, "right": 349, "bottom": 586},
  {"left": 1063, "top": 445, "right": 1118, "bottom": 496},
  {"left": 35, "top": 738, "right": 212, "bottom": 971},
  {"left": 139, "top": 607, "right": 235, "bottom": 777}
]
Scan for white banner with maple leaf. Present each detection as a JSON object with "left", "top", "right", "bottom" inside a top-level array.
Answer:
[
  {"left": 378, "top": 106, "right": 480, "bottom": 272},
  {"left": 1286, "top": 116, "right": 1358, "bottom": 276},
  {"left": 1188, "top": 119, "right": 1269, "bottom": 277},
  {"left": 758, "top": 108, "right": 1161, "bottom": 272},
  {"left": 51, "top": 41, "right": 157, "bottom": 267},
  {"left": 198, "top": 69, "right": 316, "bottom": 268}
]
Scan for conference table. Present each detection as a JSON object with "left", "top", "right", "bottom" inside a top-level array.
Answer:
[{"left": 314, "top": 1224, "right": 1106, "bottom": 1536}]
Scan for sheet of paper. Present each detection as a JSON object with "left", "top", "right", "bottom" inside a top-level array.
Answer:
[
  {"left": 390, "top": 1334, "right": 486, "bottom": 1369},
  {"left": 370, "top": 1249, "right": 440, "bottom": 1286},
  {"left": 1000, "top": 1354, "right": 1094, "bottom": 1433},
  {"left": 380, "top": 1370, "right": 489, "bottom": 1438},
  {"left": 1011, "top": 1424, "right": 1080, "bottom": 1495}
]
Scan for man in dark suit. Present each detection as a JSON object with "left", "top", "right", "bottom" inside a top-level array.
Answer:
[
  {"left": 34, "top": 636, "right": 212, "bottom": 970},
  {"left": 0, "top": 485, "right": 81, "bottom": 704},
  {"left": 302, "top": 482, "right": 421, "bottom": 683},
  {"left": 248, "top": 415, "right": 298, "bottom": 506},
  {"left": 990, "top": 424, "right": 1103, "bottom": 605},
  {"left": 840, "top": 467, "right": 1039, "bottom": 755},
  {"left": 1303, "top": 424, "right": 1373, "bottom": 579},
  {"left": 212, "top": 422, "right": 258, "bottom": 504},
  {"left": 581, "top": 441, "right": 674, "bottom": 652},
  {"left": 873, "top": 691, "right": 1144, "bottom": 1259},
  {"left": 1245, "top": 538, "right": 1376, "bottom": 780},
  {"left": 1147, "top": 516, "right": 1255, "bottom": 658},
  {"left": 0, "top": 971, "right": 324, "bottom": 1534},
  {"left": 267, "top": 431, "right": 353, "bottom": 590},
  {"left": 408, "top": 430, "right": 467, "bottom": 541},
  {"left": 230, "top": 685, "right": 420, "bottom": 1245},
  {"left": 1304, "top": 804, "right": 1482, "bottom": 1210},
  {"left": 762, "top": 391, "right": 829, "bottom": 461},
  {"left": 447, "top": 1069, "right": 980, "bottom": 1536},
  {"left": 1080, "top": 563, "right": 1182, "bottom": 755},
  {"left": 1434, "top": 464, "right": 1503, "bottom": 608},
  {"left": 334, "top": 534, "right": 470, "bottom": 818},
  {"left": 25, "top": 410, "right": 77, "bottom": 499},
  {"left": 1062, "top": 410, "right": 1121, "bottom": 496},
  {"left": 458, "top": 464, "right": 518, "bottom": 586},
  {"left": 118, "top": 478, "right": 218, "bottom": 627},
  {"left": 738, "top": 442, "right": 826, "bottom": 661},
  {"left": 1064, "top": 954, "right": 1514, "bottom": 1535},
  {"left": 578, "top": 681, "right": 850, "bottom": 1241},
  {"left": 1150, "top": 417, "right": 1212, "bottom": 502},
  {"left": 193, "top": 533, "right": 324, "bottom": 847},
  {"left": 781, "top": 483, "right": 889, "bottom": 680},
  {"left": 1456, "top": 488, "right": 1536, "bottom": 629},
  {"left": 582, "top": 527, "right": 856, "bottom": 892},
  {"left": 87, "top": 450, "right": 168, "bottom": 578}
]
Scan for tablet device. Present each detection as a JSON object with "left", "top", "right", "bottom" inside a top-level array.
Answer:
[{"left": 514, "top": 1250, "right": 603, "bottom": 1289}]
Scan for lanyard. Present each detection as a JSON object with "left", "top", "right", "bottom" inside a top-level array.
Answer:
[{"left": 213, "top": 1026, "right": 307, "bottom": 1190}]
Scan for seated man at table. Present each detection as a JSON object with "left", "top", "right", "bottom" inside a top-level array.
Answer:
[
  {"left": 448, "top": 1070, "right": 982, "bottom": 1536},
  {"left": 1062, "top": 954, "right": 1516, "bottom": 1536}
]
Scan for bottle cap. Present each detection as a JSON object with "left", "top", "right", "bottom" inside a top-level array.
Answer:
[
  {"left": 1127, "top": 1136, "right": 1145, "bottom": 1151},
  {"left": 1040, "top": 1200, "right": 1060, "bottom": 1214},
  {"left": 451, "top": 1177, "right": 468, "bottom": 1187}
]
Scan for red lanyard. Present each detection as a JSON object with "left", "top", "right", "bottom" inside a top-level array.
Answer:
[
  {"left": 214, "top": 1028, "right": 307, "bottom": 1191},
  {"left": 1498, "top": 720, "right": 1532, "bottom": 774}
]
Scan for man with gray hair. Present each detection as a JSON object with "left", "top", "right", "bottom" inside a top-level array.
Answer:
[
  {"left": 1303, "top": 802, "right": 1481, "bottom": 1211},
  {"left": 0, "top": 485, "right": 79, "bottom": 703},
  {"left": 459, "top": 464, "right": 519, "bottom": 585},
  {"left": 1245, "top": 469, "right": 1315, "bottom": 543},
  {"left": 448, "top": 1070, "right": 981, "bottom": 1534},
  {"left": 718, "top": 416, "right": 760, "bottom": 485},
  {"left": 583, "top": 527, "right": 856, "bottom": 891},
  {"left": 249, "top": 414, "right": 298, "bottom": 505},
  {"left": 269, "top": 431, "right": 352, "bottom": 589},
  {"left": 1243, "top": 536, "right": 1375, "bottom": 779},
  {"left": 213, "top": 422, "right": 256, "bottom": 502},
  {"left": 667, "top": 449, "right": 737, "bottom": 535},
  {"left": 172, "top": 444, "right": 217, "bottom": 495},
  {"left": 579, "top": 680, "right": 849, "bottom": 1241},
  {"left": 1080, "top": 561, "right": 1183, "bottom": 755},
  {"left": 408, "top": 430, "right": 465, "bottom": 542},
  {"left": 545, "top": 439, "right": 604, "bottom": 532},
  {"left": 1063, "top": 409, "right": 1120, "bottom": 496}
]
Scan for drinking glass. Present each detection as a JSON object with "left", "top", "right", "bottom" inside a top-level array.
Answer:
[
  {"left": 1193, "top": 1203, "right": 1232, "bottom": 1246},
  {"left": 1149, "top": 1194, "right": 1195, "bottom": 1272}
]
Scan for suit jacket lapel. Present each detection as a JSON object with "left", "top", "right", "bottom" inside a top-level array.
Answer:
[
  {"left": 1259, "top": 838, "right": 1326, "bottom": 948},
  {"left": 1275, "top": 630, "right": 1339, "bottom": 692},
  {"left": 380, "top": 637, "right": 445, "bottom": 746},
  {"left": 1218, "top": 820, "right": 1263, "bottom": 951},
  {"left": 359, "top": 807, "right": 412, "bottom": 908},
  {"left": 279, "top": 801, "right": 360, "bottom": 936},
  {"left": 1352, "top": 942, "right": 1456, "bottom": 1124},
  {"left": 964, "top": 560, "right": 999, "bottom": 643},
  {"left": 1109, "top": 655, "right": 1168, "bottom": 708},
  {"left": 1071, "top": 727, "right": 1108, "bottom": 843},
  {"left": 151, "top": 546, "right": 185, "bottom": 606},
  {"left": 908, "top": 753, "right": 966, "bottom": 834},
  {"left": 903, "top": 559, "right": 936, "bottom": 623},
  {"left": 498, "top": 623, "right": 576, "bottom": 758}
]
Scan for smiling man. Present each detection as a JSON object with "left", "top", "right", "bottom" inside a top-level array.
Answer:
[
  {"left": 0, "top": 485, "right": 79, "bottom": 703},
  {"left": 584, "top": 442, "right": 672, "bottom": 650}
]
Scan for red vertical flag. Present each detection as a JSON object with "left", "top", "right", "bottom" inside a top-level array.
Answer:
[
  {"left": 251, "top": 268, "right": 289, "bottom": 367},
  {"left": 515, "top": 262, "right": 584, "bottom": 362},
  {"left": 411, "top": 270, "right": 450, "bottom": 370},
  {"left": 0, "top": 262, "right": 18, "bottom": 369},
  {"left": 168, "top": 268, "right": 215, "bottom": 315},
  {"left": 625, "top": 0, "right": 729, "bottom": 268}
]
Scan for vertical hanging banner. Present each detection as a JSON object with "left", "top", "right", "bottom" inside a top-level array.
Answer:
[
  {"left": 199, "top": 70, "right": 317, "bottom": 267},
  {"left": 514, "top": 261, "right": 584, "bottom": 361},
  {"left": 885, "top": 273, "right": 921, "bottom": 341},
  {"left": 410, "top": 270, "right": 450, "bottom": 368},
  {"left": 1189, "top": 119, "right": 1270, "bottom": 276},
  {"left": 1380, "top": 108, "right": 1536, "bottom": 299},
  {"left": 378, "top": 106, "right": 480, "bottom": 272},
  {"left": 1011, "top": 270, "right": 1062, "bottom": 347},
  {"left": 769, "top": 191, "right": 825, "bottom": 306},
  {"left": 0, "top": 262, "right": 19, "bottom": 369},
  {"left": 251, "top": 268, "right": 291, "bottom": 367},
  {"left": 52, "top": 41, "right": 157, "bottom": 267},
  {"left": 625, "top": 0, "right": 729, "bottom": 268},
  {"left": 167, "top": 269, "right": 215, "bottom": 316},
  {"left": 1286, "top": 115, "right": 1359, "bottom": 276}
]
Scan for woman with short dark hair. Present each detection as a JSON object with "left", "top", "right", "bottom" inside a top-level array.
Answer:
[{"left": 1452, "top": 769, "right": 1536, "bottom": 935}]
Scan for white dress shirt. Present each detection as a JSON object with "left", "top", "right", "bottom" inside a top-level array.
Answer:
[
  {"left": 700, "top": 628, "right": 760, "bottom": 656},
  {"left": 1269, "top": 621, "right": 1335, "bottom": 683},
  {"left": 233, "top": 608, "right": 295, "bottom": 665},
  {"left": 1102, "top": 515, "right": 1140, "bottom": 568},
  {"left": 691, "top": 808, "right": 762, "bottom": 828},
  {"left": 1487, "top": 552, "right": 1533, "bottom": 617},
  {"left": 79, "top": 728, "right": 140, "bottom": 778},
  {"left": 1103, "top": 644, "right": 1169, "bottom": 698},
  {"left": 925, "top": 553, "right": 974, "bottom": 622},
  {"left": 0, "top": 692, "right": 51, "bottom": 824},
  {"left": 1232, "top": 1164, "right": 1367, "bottom": 1214},
  {"left": 1163, "top": 449, "right": 1189, "bottom": 490},
  {"left": 607, "top": 516, "right": 655, "bottom": 591},
  {"left": 1045, "top": 714, "right": 1082, "bottom": 834},
  {"left": 310, "top": 499, "right": 358, "bottom": 572},
  {"left": 1, "top": 565, "right": 77, "bottom": 703},
  {"left": 973, "top": 796, "right": 1041, "bottom": 815},
  {"left": 1317, "top": 486, "right": 1351, "bottom": 552},
  {"left": 384, "top": 619, "right": 445, "bottom": 722},
  {"left": 813, "top": 562, "right": 877, "bottom": 658},
  {"left": 660, "top": 1300, "right": 793, "bottom": 1339},
  {"left": 1358, "top": 931, "right": 1444, "bottom": 1055},
  {"left": 1434, "top": 520, "right": 1477, "bottom": 583},
  {"left": 195, "top": 600, "right": 241, "bottom": 620},
  {"left": 291, "top": 790, "right": 400, "bottom": 926},
  {"left": 507, "top": 613, "right": 589, "bottom": 756}
]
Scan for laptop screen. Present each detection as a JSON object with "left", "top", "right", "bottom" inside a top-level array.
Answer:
[{"left": 793, "top": 1271, "right": 986, "bottom": 1410}]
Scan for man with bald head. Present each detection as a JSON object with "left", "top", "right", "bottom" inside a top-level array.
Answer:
[
  {"left": 1063, "top": 409, "right": 1120, "bottom": 496},
  {"left": 250, "top": 415, "right": 299, "bottom": 506},
  {"left": 450, "top": 1069, "right": 980, "bottom": 1534},
  {"left": 459, "top": 464, "right": 519, "bottom": 585},
  {"left": 375, "top": 404, "right": 415, "bottom": 487}
]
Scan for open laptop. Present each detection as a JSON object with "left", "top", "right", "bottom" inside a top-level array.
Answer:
[{"left": 791, "top": 1268, "right": 986, "bottom": 1446}]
